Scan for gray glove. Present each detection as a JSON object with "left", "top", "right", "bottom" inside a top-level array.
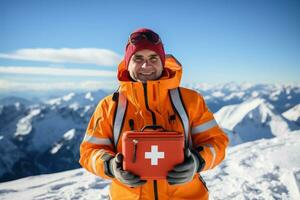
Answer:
[
  {"left": 167, "top": 148, "right": 205, "bottom": 185},
  {"left": 108, "top": 153, "right": 147, "bottom": 187}
]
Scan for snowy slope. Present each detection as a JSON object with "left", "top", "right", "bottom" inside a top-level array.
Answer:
[
  {"left": 0, "top": 132, "right": 299, "bottom": 200},
  {"left": 0, "top": 169, "right": 111, "bottom": 200},
  {"left": 283, "top": 104, "right": 300, "bottom": 124},
  {"left": 202, "top": 130, "right": 300, "bottom": 200}
]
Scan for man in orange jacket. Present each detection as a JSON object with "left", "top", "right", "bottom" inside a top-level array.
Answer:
[{"left": 79, "top": 28, "right": 229, "bottom": 200}]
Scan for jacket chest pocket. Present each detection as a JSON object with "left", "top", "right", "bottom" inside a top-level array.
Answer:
[{"left": 166, "top": 110, "right": 185, "bottom": 134}]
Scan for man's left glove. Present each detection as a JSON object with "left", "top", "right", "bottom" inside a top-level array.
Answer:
[
  {"left": 107, "top": 153, "right": 147, "bottom": 187},
  {"left": 167, "top": 148, "right": 205, "bottom": 185}
]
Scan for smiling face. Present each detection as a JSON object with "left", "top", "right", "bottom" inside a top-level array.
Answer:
[{"left": 127, "top": 49, "right": 164, "bottom": 82}]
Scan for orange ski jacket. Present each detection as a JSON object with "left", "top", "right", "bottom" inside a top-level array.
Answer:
[{"left": 79, "top": 55, "right": 229, "bottom": 200}]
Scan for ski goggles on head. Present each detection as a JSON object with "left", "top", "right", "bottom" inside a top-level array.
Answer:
[{"left": 128, "top": 31, "right": 161, "bottom": 45}]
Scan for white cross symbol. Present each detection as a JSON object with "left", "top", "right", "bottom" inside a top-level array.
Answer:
[{"left": 145, "top": 145, "right": 165, "bottom": 165}]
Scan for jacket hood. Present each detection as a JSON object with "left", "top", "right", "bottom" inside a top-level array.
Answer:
[{"left": 117, "top": 54, "right": 182, "bottom": 89}]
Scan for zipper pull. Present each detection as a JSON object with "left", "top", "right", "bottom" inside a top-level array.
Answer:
[
  {"left": 132, "top": 139, "right": 138, "bottom": 163},
  {"left": 129, "top": 119, "right": 134, "bottom": 131},
  {"left": 169, "top": 114, "right": 176, "bottom": 124}
]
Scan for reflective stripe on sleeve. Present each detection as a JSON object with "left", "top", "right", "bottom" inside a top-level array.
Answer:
[
  {"left": 204, "top": 144, "right": 216, "bottom": 169},
  {"left": 91, "top": 150, "right": 102, "bottom": 174},
  {"left": 192, "top": 119, "right": 218, "bottom": 135},
  {"left": 83, "top": 134, "right": 112, "bottom": 145}
]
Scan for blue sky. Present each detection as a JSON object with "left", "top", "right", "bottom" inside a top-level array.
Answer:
[{"left": 0, "top": 0, "right": 299, "bottom": 94}]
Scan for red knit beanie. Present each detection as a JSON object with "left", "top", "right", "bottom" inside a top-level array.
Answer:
[{"left": 125, "top": 28, "right": 165, "bottom": 68}]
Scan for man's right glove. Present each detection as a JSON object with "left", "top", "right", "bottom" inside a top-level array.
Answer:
[
  {"left": 167, "top": 148, "right": 205, "bottom": 185},
  {"left": 108, "top": 153, "right": 147, "bottom": 187}
]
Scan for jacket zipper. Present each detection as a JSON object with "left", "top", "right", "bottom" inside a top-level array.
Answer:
[
  {"left": 143, "top": 83, "right": 156, "bottom": 125},
  {"left": 154, "top": 180, "right": 158, "bottom": 200},
  {"left": 142, "top": 82, "right": 158, "bottom": 200}
]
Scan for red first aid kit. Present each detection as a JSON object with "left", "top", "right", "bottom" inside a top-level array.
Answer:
[{"left": 122, "top": 127, "right": 184, "bottom": 180}]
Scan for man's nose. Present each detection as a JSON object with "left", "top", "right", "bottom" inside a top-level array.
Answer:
[{"left": 141, "top": 60, "right": 151, "bottom": 68}]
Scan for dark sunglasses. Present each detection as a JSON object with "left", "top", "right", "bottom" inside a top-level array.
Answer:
[{"left": 128, "top": 31, "right": 161, "bottom": 45}]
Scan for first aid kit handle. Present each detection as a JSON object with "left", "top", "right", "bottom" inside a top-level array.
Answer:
[{"left": 141, "top": 125, "right": 165, "bottom": 132}]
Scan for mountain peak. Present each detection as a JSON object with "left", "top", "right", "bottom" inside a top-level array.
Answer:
[
  {"left": 215, "top": 98, "right": 265, "bottom": 130},
  {"left": 215, "top": 97, "right": 297, "bottom": 144},
  {"left": 84, "top": 92, "right": 94, "bottom": 101},
  {"left": 62, "top": 92, "right": 75, "bottom": 101}
]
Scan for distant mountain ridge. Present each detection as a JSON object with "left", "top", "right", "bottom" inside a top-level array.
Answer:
[{"left": 189, "top": 82, "right": 300, "bottom": 113}]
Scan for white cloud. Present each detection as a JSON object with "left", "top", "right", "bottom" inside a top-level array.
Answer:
[
  {"left": 0, "top": 48, "right": 122, "bottom": 66},
  {"left": 0, "top": 66, "right": 116, "bottom": 77},
  {"left": 0, "top": 79, "right": 118, "bottom": 91}
]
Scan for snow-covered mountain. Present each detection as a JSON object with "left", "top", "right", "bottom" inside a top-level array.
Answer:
[
  {"left": 0, "top": 90, "right": 107, "bottom": 182},
  {"left": 215, "top": 98, "right": 299, "bottom": 145},
  {"left": 0, "top": 102, "right": 28, "bottom": 140},
  {"left": 0, "top": 137, "right": 26, "bottom": 179},
  {"left": 0, "top": 131, "right": 299, "bottom": 200}
]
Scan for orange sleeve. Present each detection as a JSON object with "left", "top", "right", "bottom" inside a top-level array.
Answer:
[
  {"left": 189, "top": 93, "right": 229, "bottom": 171},
  {"left": 79, "top": 96, "right": 116, "bottom": 179}
]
